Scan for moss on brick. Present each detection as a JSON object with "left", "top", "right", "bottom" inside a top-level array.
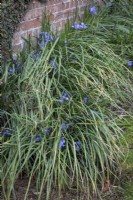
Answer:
[{"left": 1, "top": 0, "right": 46, "bottom": 60}]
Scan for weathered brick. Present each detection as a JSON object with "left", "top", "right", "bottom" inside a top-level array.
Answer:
[
  {"left": 32, "top": 1, "right": 42, "bottom": 9},
  {"left": 12, "top": 34, "right": 21, "bottom": 45},
  {"left": 35, "top": 8, "right": 44, "bottom": 18},
  {"left": 12, "top": 0, "right": 94, "bottom": 53},
  {"left": 46, "top": 3, "right": 65, "bottom": 14},
  {"left": 47, "top": 0, "right": 61, "bottom": 5},
  {"left": 69, "top": 0, "right": 77, "bottom": 8},
  {"left": 49, "top": 14, "right": 55, "bottom": 21},
  {"left": 23, "top": 8, "right": 44, "bottom": 21},
  {"left": 20, "top": 18, "right": 42, "bottom": 31},
  {"left": 12, "top": 43, "right": 23, "bottom": 53},
  {"left": 80, "top": 5, "right": 88, "bottom": 12},
  {"left": 53, "top": 12, "right": 64, "bottom": 21}
]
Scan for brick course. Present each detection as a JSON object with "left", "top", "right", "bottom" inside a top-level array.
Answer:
[{"left": 12, "top": 0, "right": 94, "bottom": 54}]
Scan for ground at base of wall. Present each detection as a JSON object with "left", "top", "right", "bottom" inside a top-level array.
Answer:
[
  {"left": 3, "top": 125, "right": 133, "bottom": 200},
  {"left": 4, "top": 171, "right": 133, "bottom": 200}
]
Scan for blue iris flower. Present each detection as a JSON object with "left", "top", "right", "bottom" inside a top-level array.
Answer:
[
  {"left": 127, "top": 61, "right": 133, "bottom": 67},
  {"left": 38, "top": 32, "right": 54, "bottom": 49},
  {"left": 44, "top": 32, "right": 50, "bottom": 41},
  {"left": 39, "top": 32, "right": 45, "bottom": 35},
  {"left": 8, "top": 67, "right": 15, "bottom": 74},
  {"left": 84, "top": 97, "right": 88, "bottom": 104},
  {"left": 72, "top": 22, "right": 80, "bottom": 30},
  {"left": 13, "top": 60, "right": 21, "bottom": 72},
  {"left": 90, "top": 6, "right": 97, "bottom": 14},
  {"left": 58, "top": 98, "right": 64, "bottom": 103},
  {"left": 32, "top": 52, "right": 41, "bottom": 59},
  {"left": 80, "top": 22, "right": 88, "bottom": 29},
  {"left": 62, "top": 92, "right": 69, "bottom": 100},
  {"left": 61, "top": 122, "right": 69, "bottom": 132},
  {"left": 45, "top": 127, "right": 51, "bottom": 135},
  {"left": 35, "top": 136, "right": 42, "bottom": 142},
  {"left": 39, "top": 32, "right": 54, "bottom": 43},
  {"left": 17, "top": 63, "right": 21, "bottom": 71},
  {"left": 35, "top": 53, "right": 40, "bottom": 57},
  {"left": 39, "top": 41, "right": 46, "bottom": 49},
  {"left": 75, "top": 141, "right": 81, "bottom": 151},
  {"left": 50, "top": 60, "right": 57, "bottom": 68},
  {"left": 59, "top": 137, "right": 66, "bottom": 149},
  {"left": 3, "top": 130, "right": 11, "bottom": 136},
  {"left": 72, "top": 22, "right": 88, "bottom": 30},
  {"left": 59, "top": 92, "right": 69, "bottom": 103}
]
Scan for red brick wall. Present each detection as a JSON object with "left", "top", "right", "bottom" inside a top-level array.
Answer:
[{"left": 12, "top": 0, "right": 90, "bottom": 53}]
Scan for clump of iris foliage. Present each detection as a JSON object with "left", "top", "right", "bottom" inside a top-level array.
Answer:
[{"left": 1, "top": 0, "right": 133, "bottom": 200}]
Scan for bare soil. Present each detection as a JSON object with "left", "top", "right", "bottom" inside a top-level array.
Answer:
[{"left": 1, "top": 176, "right": 126, "bottom": 200}]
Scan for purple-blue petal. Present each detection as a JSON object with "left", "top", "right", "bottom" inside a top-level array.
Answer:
[
  {"left": 3, "top": 130, "right": 11, "bottom": 136},
  {"left": 72, "top": 22, "right": 88, "bottom": 30},
  {"left": 50, "top": 60, "right": 57, "bottom": 68},
  {"left": 127, "top": 61, "right": 133, "bottom": 67},
  {"left": 62, "top": 92, "right": 69, "bottom": 100},
  {"left": 35, "top": 136, "right": 42, "bottom": 142},
  {"left": 61, "top": 123, "right": 68, "bottom": 132},
  {"left": 39, "top": 32, "right": 45, "bottom": 35},
  {"left": 90, "top": 6, "right": 97, "bottom": 14},
  {"left": 17, "top": 63, "right": 21, "bottom": 71},
  {"left": 45, "top": 127, "right": 51, "bottom": 135},
  {"left": 59, "top": 98, "right": 64, "bottom": 103},
  {"left": 75, "top": 141, "right": 81, "bottom": 151},
  {"left": 62, "top": 92, "right": 67, "bottom": 98},
  {"left": 8, "top": 68, "right": 15, "bottom": 74},
  {"left": 35, "top": 53, "right": 40, "bottom": 57},
  {"left": 59, "top": 137, "right": 66, "bottom": 149},
  {"left": 84, "top": 97, "right": 88, "bottom": 104}
]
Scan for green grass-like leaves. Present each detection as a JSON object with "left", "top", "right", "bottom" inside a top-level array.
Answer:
[{"left": 1, "top": 1, "right": 133, "bottom": 200}]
